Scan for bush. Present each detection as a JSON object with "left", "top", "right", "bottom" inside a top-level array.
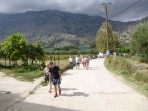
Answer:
[
  {"left": 130, "top": 21, "right": 148, "bottom": 63},
  {"left": 119, "top": 46, "right": 130, "bottom": 53},
  {"left": 105, "top": 56, "right": 148, "bottom": 96},
  {"left": 14, "top": 67, "right": 27, "bottom": 73},
  {"left": 105, "top": 56, "right": 147, "bottom": 81}
]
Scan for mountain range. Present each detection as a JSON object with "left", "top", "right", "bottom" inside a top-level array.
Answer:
[{"left": 0, "top": 10, "right": 140, "bottom": 48}]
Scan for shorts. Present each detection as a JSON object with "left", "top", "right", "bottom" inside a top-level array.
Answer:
[
  {"left": 76, "top": 63, "right": 80, "bottom": 66},
  {"left": 52, "top": 78, "right": 61, "bottom": 85}
]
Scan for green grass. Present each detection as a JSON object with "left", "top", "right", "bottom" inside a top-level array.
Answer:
[
  {"left": 105, "top": 56, "right": 148, "bottom": 97},
  {"left": 0, "top": 68, "right": 43, "bottom": 82},
  {"left": 29, "top": 91, "right": 35, "bottom": 95},
  {"left": 0, "top": 58, "right": 70, "bottom": 82},
  {"left": 40, "top": 81, "right": 48, "bottom": 86}
]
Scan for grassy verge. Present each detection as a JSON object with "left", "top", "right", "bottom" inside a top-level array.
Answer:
[
  {"left": 40, "top": 81, "right": 48, "bottom": 86},
  {"left": 105, "top": 56, "right": 148, "bottom": 97},
  {"left": 0, "top": 59, "right": 70, "bottom": 83},
  {"left": 0, "top": 68, "right": 43, "bottom": 82}
]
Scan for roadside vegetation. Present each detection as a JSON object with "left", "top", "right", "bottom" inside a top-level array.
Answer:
[
  {"left": 105, "top": 56, "right": 148, "bottom": 96},
  {"left": 104, "top": 21, "right": 148, "bottom": 96},
  {"left": 0, "top": 33, "right": 97, "bottom": 82},
  {"left": 0, "top": 33, "right": 71, "bottom": 81},
  {"left": 48, "top": 44, "right": 99, "bottom": 55},
  {"left": 96, "top": 22, "right": 120, "bottom": 53}
]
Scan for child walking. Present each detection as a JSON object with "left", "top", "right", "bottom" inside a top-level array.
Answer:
[
  {"left": 44, "top": 63, "right": 52, "bottom": 93},
  {"left": 49, "top": 62, "right": 62, "bottom": 98}
]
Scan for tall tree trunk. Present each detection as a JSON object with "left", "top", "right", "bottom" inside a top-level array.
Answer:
[
  {"left": 27, "top": 57, "right": 28, "bottom": 66},
  {"left": 4, "top": 56, "right": 6, "bottom": 67},
  {"left": 15, "top": 60, "right": 17, "bottom": 66},
  {"left": 9, "top": 57, "right": 11, "bottom": 66},
  {"left": 31, "top": 60, "right": 34, "bottom": 65}
]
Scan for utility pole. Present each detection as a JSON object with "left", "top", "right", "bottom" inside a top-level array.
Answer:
[
  {"left": 100, "top": 2, "right": 112, "bottom": 54},
  {"left": 104, "top": 4, "right": 109, "bottom": 50}
]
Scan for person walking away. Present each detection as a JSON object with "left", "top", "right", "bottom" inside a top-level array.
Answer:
[
  {"left": 49, "top": 62, "right": 62, "bottom": 98},
  {"left": 81, "top": 56, "right": 85, "bottom": 69},
  {"left": 69, "top": 56, "right": 73, "bottom": 69},
  {"left": 43, "top": 63, "right": 52, "bottom": 93},
  {"left": 75, "top": 55, "right": 80, "bottom": 69},
  {"left": 86, "top": 56, "right": 90, "bottom": 70},
  {"left": 83, "top": 56, "right": 88, "bottom": 69}
]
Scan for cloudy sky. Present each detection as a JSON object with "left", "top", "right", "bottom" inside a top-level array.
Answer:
[{"left": 0, "top": 0, "right": 147, "bottom": 22}]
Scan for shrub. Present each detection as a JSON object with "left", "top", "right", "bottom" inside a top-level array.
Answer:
[
  {"left": 130, "top": 21, "right": 148, "bottom": 63},
  {"left": 105, "top": 56, "right": 148, "bottom": 95}
]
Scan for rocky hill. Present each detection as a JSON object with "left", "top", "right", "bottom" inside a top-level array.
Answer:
[
  {"left": 118, "top": 16, "right": 148, "bottom": 46},
  {"left": 0, "top": 10, "right": 133, "bottom": 47},
  {"left": 29, "top": 33, "right": 91, "bottom": 48}
]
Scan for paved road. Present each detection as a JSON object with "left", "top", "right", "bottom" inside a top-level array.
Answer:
[
  {"left": 0, "top": 73, "right": 43, "bottom": 111},
  {"left": 4, "top": 59, "right": 148, "bottom": 111}
]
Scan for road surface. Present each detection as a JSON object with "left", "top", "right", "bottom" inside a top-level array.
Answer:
[
  {"left": 3, "top": 59, "right": 148, "bottom": 111},
  {"left": 0, "top": 72, "right": 42, "bottom": 111}
]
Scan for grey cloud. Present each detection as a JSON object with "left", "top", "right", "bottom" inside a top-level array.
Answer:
[{"left": 0, "top": 0, "right": 147, "bottom": 22}]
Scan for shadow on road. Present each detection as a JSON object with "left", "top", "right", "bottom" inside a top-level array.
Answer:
[
  {"left": 0, "top": 91, "right": 80, "bottom": 111},
  {"left": 62, "top": 73, "right": 73, "bottom": 76},
  {"left": 7, "top": 102, "right": 80, "bottom": 111},
  {"left": 88, "top": 67, "right": 100, "bottom": 70},
  {"left": 62, "top": 88, "right": 77, "bottom": 91},
  {"left": 0, "top": 91, "right": 22, "bottom": 111},
  {"left": 61, "top": 92, "right": 89, "bottom": 97}
]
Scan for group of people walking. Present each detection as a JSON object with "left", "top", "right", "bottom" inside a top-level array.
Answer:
[{"left": 69, "top": 55, "right": 90, "bottom": 70}]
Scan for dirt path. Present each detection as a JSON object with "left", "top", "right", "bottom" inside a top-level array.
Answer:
[{"left": 5, "top": 59, "right": 148, "bottom": 111}]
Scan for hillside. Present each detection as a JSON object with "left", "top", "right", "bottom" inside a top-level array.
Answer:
[
  {"left": 30, "top": 33, "right": 91, "bottom": 48},
  {"left": 118, "top": 16, "right": 148, "bottom": 46},
  {"left": 0, "top": 10, "right": 133, "bottom": 47}
]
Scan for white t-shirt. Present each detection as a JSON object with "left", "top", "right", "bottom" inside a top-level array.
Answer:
[
  {"left": 44, "top": 67, "right": 49, "bottom": 75},
  {"left": 75, "top": 57, "right": 80, "bottom": 63},
  {"left": 84, "top": 57, "right": 87, "bottom": 62},
  {"left": 69, "top": 57, "right": 73, "bottom": 62}
]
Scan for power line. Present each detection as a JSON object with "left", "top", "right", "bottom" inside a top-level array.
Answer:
[{"left": 110, "top": 0, "right": 143, "bottom": 19}]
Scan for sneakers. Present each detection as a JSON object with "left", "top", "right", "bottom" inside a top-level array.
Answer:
[
  {"left": 54, "top": 93, "right": 58, "bottom": 98},
  {"left": 53, "top": 89, "right": 61, "bottom": 98},
  {"left": 59, "top": 89, "right": 61, "bottom": 95}
]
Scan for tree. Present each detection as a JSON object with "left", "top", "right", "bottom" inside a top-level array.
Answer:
[
  {"left": 33, "top": 42, "right": 45, "bottom": 61},
  {"left": 130, "top": 21, "right": 148, "bottom": 62},
  {"left": 2, "top": 33, "right": 26, "bottom": 66},
  {"left": 90, "top": 42, "right": 96, "bottom": 49},
  {"left": 0, "top": 43, "right": 7, "bottom": 66},
  {"left": 112, "top": 31, "right": 120, "bottom": 52},
  {"left": 96, "top": 22, "right": 118, "bottom": 53},
  {"left": 24, "top": 43, "right": 45, "bottom": 65}
]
